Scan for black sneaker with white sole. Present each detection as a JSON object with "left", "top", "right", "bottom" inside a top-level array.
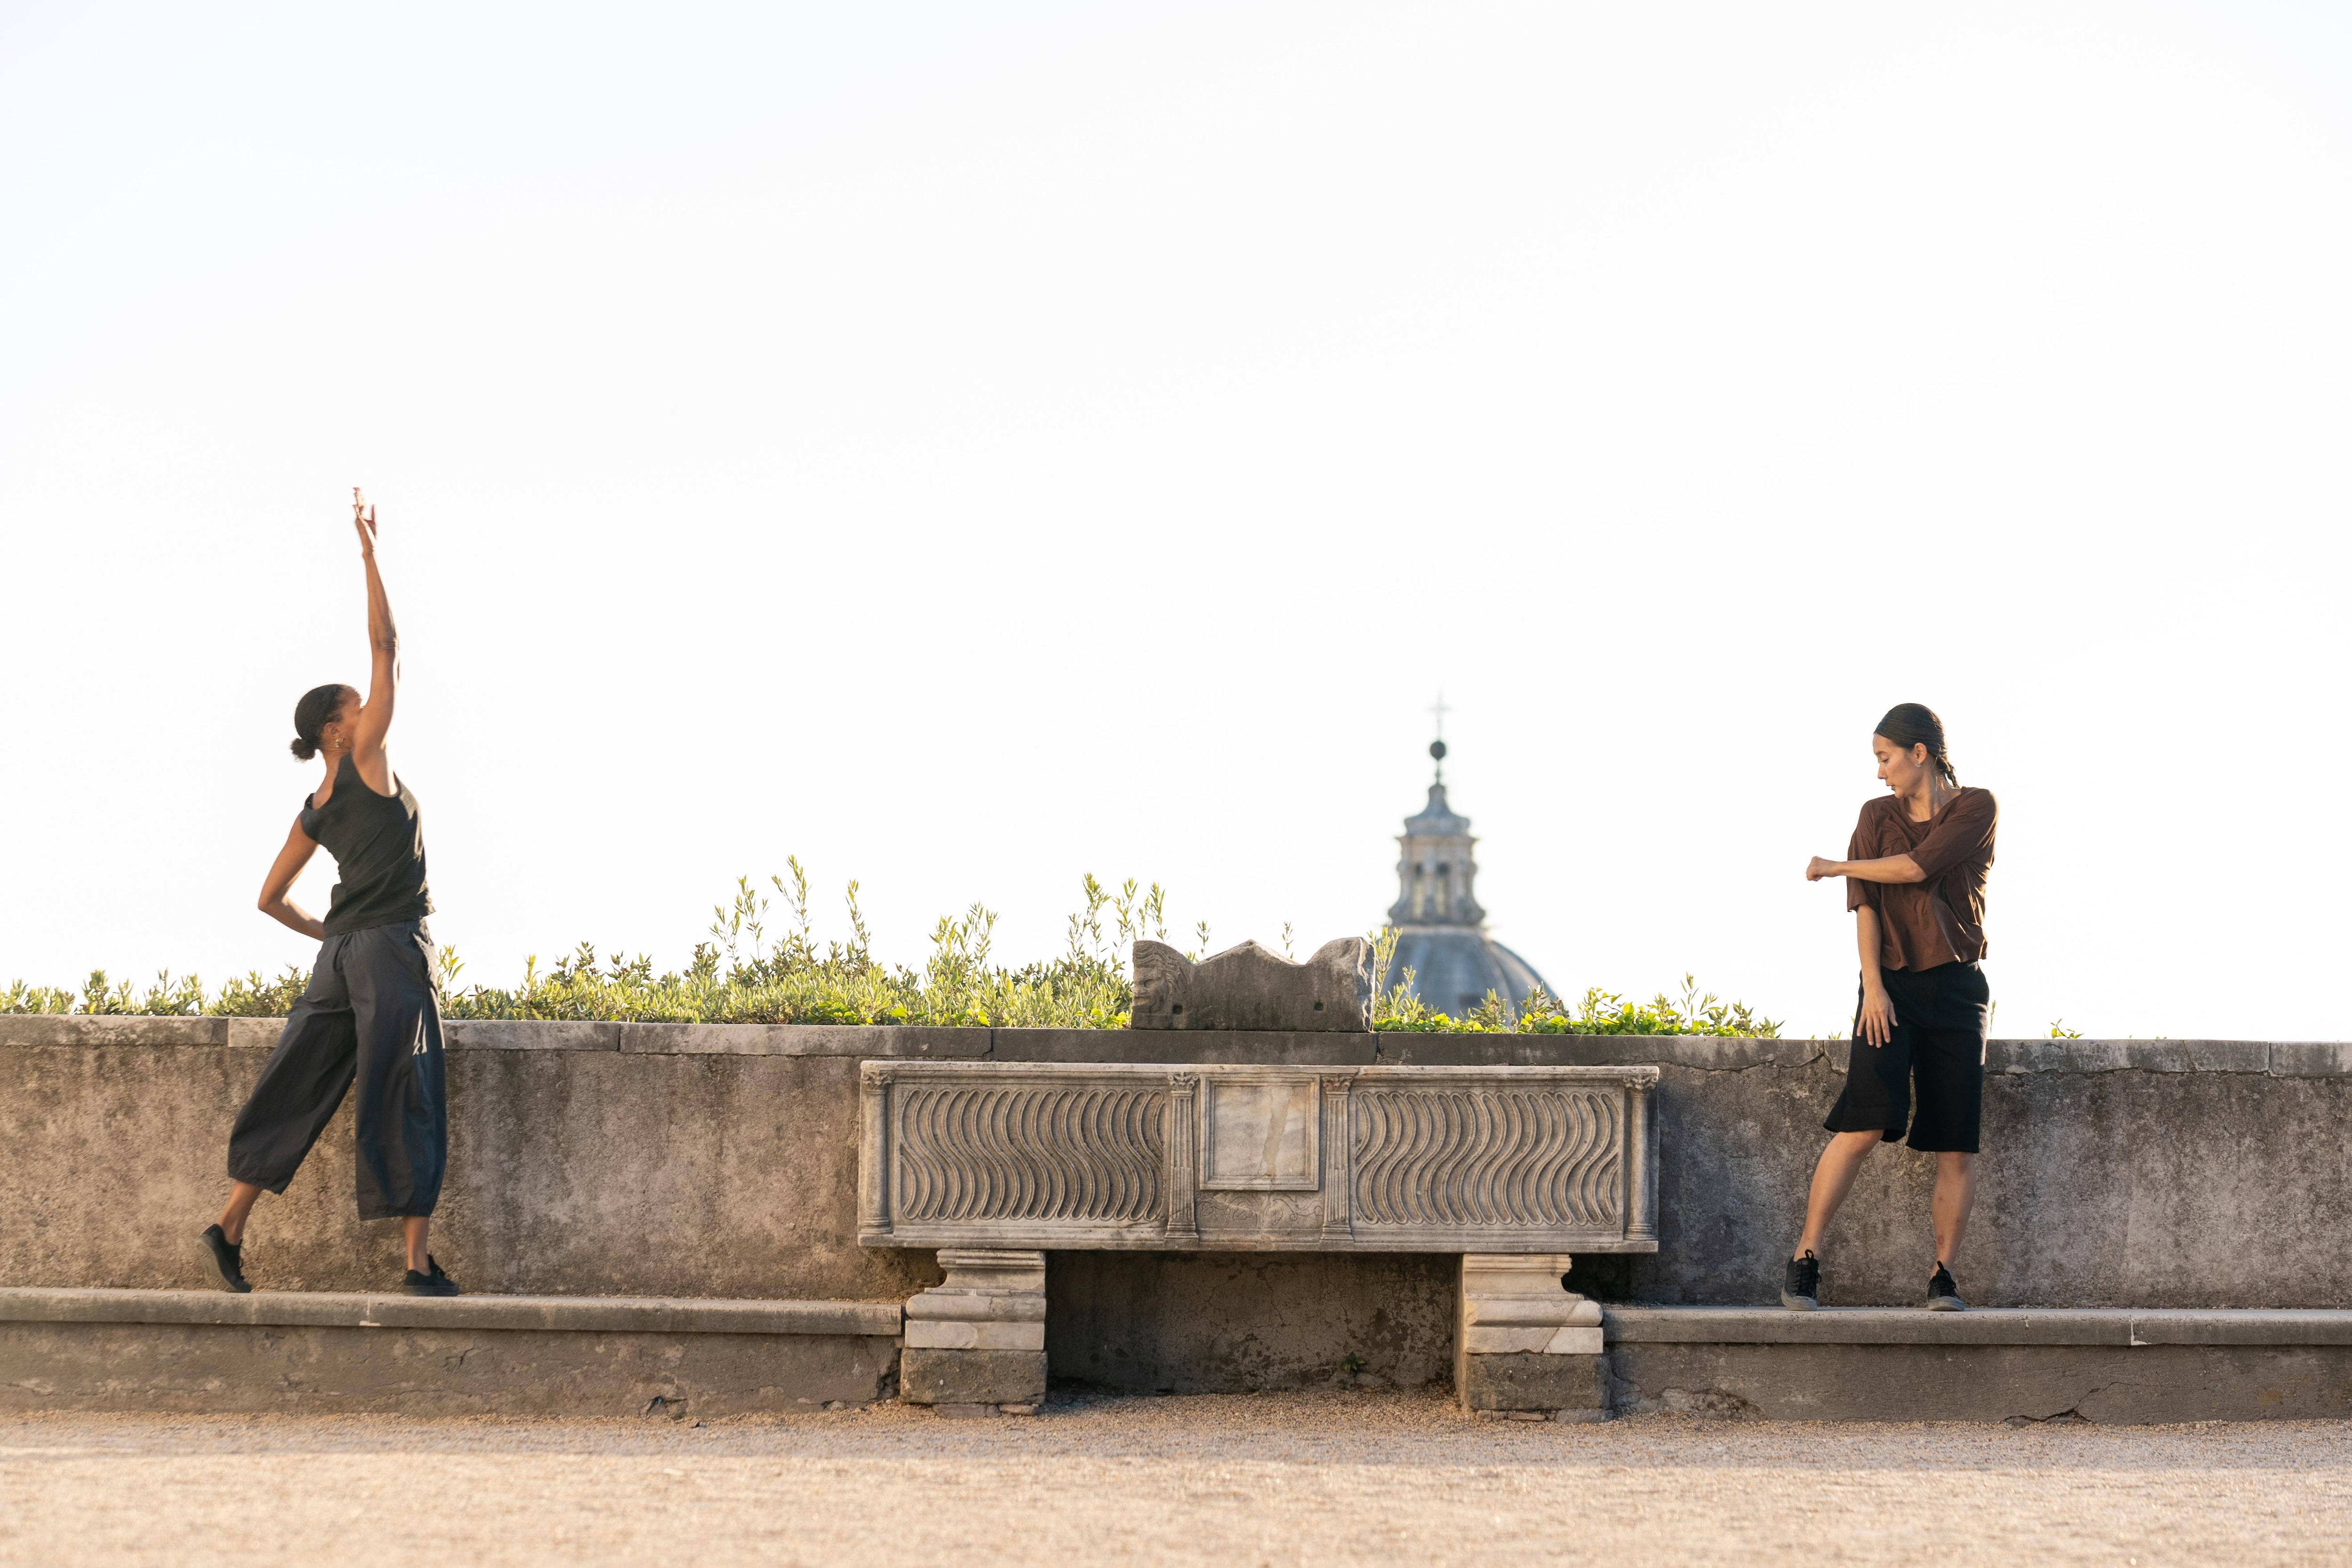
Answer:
[
  {"left": 1781, "top": 1250, "right": 1820, "bottom": 1311},
  {"left": 1927, "top": 1262, "right": 1965, "bottom": 1311},
  {"left": 403, "top": 1256, "right": 461, "bottom": 1297},
  {"left": 200, "top": 1224, "right": 250, "bottom": 1294}
]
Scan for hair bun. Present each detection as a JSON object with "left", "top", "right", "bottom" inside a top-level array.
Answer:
[{"left": 291, "top": 683, "right": 346, "bottom": 764}]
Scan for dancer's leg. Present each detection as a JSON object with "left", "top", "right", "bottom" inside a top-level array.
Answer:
[
  {"left": 1931, "top": 1150, "right": 1976, "bottom": 1271},
  {"left": 224, "top": 944, "right": 358, "bottom": 1220},
  {"left": 402, "top": 1216, "right": 431, "bottom": 1273},
  {"left": 346, "top": 922, "right": 448, "bottom": 1230},
  {"left": 216, "top": 1181, "right": 266, "bottom": 1245},
  {"left": 1794, "top": 1130, "right": 1883, "bottom": 1258}
]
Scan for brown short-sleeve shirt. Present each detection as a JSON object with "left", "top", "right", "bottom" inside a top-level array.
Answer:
[{"left": 1846, "top": 787, "right": 1998, "bottom": 971}]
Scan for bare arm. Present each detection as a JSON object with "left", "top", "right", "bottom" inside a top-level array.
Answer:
[
  {"left": 1806, "top": 852, "right": 1924, "bottom": 884},
  {"left": 349, "top": 493, "right": 398, "bottom": 794},
  {"left": 1853, "top": 906, "right": 1894, "bottom": 1046},
  {"left": 258, "top": 817, "right": 326, "bottom": 940}
]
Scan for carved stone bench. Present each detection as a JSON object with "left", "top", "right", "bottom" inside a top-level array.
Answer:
[{"left": 858, "top": 1060, "right": 1659, "bottom": 1416}]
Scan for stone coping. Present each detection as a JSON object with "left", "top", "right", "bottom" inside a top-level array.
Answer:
[
  {"left": 0, "top": 1287, "right": 903, "bottom": 1338},
  {"left": 1602, "top": 1306, "right": 2352, "bottom": 1347},
  {"left": 0, "top": 1015, "right": 2342, "bottom": 1073}
]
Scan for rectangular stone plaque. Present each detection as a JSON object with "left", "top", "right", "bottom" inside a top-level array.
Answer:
[
  {"left": 857, "top": 1061, "right": 1659, "bottom": 1254},
  {"left": 1200, "top": 1074, "right": 1319, "bottom": 1191}
]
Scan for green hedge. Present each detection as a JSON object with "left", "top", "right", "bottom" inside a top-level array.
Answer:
[{"left": 5, "top": 869, "right": 1780, "bottom": 1037}]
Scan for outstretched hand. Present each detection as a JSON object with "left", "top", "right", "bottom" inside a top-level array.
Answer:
[{"left": 352, "top": 487, "right": 377, "bottom": 558}]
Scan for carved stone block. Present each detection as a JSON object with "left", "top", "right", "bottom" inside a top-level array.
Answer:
[
  {"left": 859, "top": 1063, "right": 1659, "bottom": 1254},
  {"left": 1456, "top": 1253, "right": 1608, "bottom": 1416},
  {"left": 1459, "top": 1352, "right": 1609, "bottom": 1414},
  {"left": 899, "top": 1349, "right": 1049, "bottom": 1407},
  {"left": 898, "top": 1250, "right": 1048, "bottom": 1407},
  {"left": 1129, "top": 939, "right": 1372, "bottom": 1031}
]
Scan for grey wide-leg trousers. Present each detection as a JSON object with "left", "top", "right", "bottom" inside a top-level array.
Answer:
[{"left": 227, "top": 919, "right": 448, "bottom": 1220}]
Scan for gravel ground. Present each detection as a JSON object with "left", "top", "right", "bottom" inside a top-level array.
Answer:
[{"left": 4, "top": 1389, "right": 2350, "bottom": 1567}]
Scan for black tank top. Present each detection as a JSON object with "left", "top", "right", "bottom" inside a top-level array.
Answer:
[{"left": 299, "top": 754, "right": 433, "bottom": 936}]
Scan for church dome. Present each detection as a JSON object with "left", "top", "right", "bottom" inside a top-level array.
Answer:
[{"left": 1380, "top": 738, "right": 1552, "bottom": 1019}]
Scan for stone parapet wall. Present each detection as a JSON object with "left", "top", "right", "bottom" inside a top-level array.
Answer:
[
  {"left": 4, "top": 1019, "right": 2346, "bottom": 1353},
  {"left": 10, "top": 1015, "right": 2342, "bottom": 1075}
]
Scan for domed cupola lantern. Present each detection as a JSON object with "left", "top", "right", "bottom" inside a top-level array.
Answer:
[{"left": 1380, "top": 732, "right": 1551, "bottom": 1020}]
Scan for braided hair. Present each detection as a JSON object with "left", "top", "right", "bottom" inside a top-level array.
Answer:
[{"left": 1875, "top": 703, "right": 1955, "bottom": 787}]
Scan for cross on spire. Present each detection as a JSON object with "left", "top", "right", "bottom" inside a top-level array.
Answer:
[{"left": 1428, "top": 692, "right": 1449, "bottom": 781}]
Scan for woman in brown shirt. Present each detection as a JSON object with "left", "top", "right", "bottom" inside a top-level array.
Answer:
[{"left": 1783, "top": 703, "right": 1997, "bottom": 1313}]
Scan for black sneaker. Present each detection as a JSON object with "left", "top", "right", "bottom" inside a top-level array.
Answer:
[
  {"left": 200, "top": 1224, "right": 250, "bottom": 1294},
  {"left": 1927, "top": 1263, "right": 1965, "bottom": 1312},
  {"left": 403, "top": 1256, "right": 461, "bottom": 1297},
  {"left": 1781, "top": 1250, "right": 1820, "bottom": 1311}
]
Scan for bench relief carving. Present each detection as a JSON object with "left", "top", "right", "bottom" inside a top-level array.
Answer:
[{"left": 859, "top": 1062, "right": 1657, "bottom": 1254}]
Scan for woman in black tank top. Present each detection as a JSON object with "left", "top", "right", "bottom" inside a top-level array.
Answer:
[{"left": 200, "top": 492, "right": 457, "bottom": 1298}]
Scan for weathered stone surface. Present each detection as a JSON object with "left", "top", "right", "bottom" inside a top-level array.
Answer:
[
  {"left": 0, "top": 1036, "right": 945, "bottom": 1302},
  {"left": 2269, "top": 1042, "right": 2352, "bottom": 1077},
  {"left": 0, "top": 1015, "right": 225, "bottom": 1048},
  {"left": 445, "top": 1021, "right": 621, "bottom": 1053},
  {"left": 858, "top": 1061, "right": 1658, "bottom": 1253},
  {"left": 898, "top": 1252, "right": 1049, "bottom": 1379},
  {"left": 6, "top": 1018, "right": 2349, "bottom": 1312},
  {"left": 904, "top": 1320, "right": 1043, "bottom": 1350},
  {"left": 0, "top": 1285, "right": 901, "bottom": 1337},
  {"left": 1608, "top": 1342, "right": 2352, "bottom": 1423},
  {"left": 0, "top": 1319, "right": 899, "bottom": 1415},
  {"left": 1461, "top": 1352, "right": 1608, "bottom": 1412},
  {"left": 223, "top": 1018, "right": 286, "bottom": 1050},
  {"left": 1460, "top": 1256, "right": 1603, "bottom": 1329},
  {"left": 1563, "top": 1053, "right": 2352, "bottom": 1311},
  {"left": 898, "top": 1348, "right": 1047, "bottom": 1406},
  {"left": 1602, "top": 1305, "right": 2352, "bottom": 1346},
  {"left": 617, "top": 1024, "right": 988, "bottom": 1059},
  {"left": 1455, "top": 1254, "right": 1605, "bottom": 1410},
  {"left": 1130, "top": 939, "right": 1372, "bottom": 1032},
  {"left": 993, "top": 1028, "right": 1376, "bottom": 1065},
  {"left": 1047, "top": 1251, "right": 1457, "bottom": 1393}
]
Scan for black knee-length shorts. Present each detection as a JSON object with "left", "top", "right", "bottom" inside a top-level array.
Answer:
[{"left": 1822, "top": 960, "right": 1988, "bottom": 1153}]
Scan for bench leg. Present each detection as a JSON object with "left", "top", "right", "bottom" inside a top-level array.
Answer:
[
  {"left": 900, "top": 1249, "right": 1048, "bottom": 1413},
  {"left": 1457, "top": 1253, "right": 1609, "bottom": 1421}
]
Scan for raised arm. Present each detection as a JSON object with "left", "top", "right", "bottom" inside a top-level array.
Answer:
[
  {"left": 349, "top": 492, "right": 399, "bottom": 793},
  {"left": 1806, "top": 852, "right": 1924, "bottom": 885},
  {"left": 258, "top": 816, "right": 326, "bottom": 939},
  {"left": 1806, "top": 790, "right": 1994, "bottom": 887}
]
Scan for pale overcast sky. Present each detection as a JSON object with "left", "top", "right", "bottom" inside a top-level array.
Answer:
[{"left": 3, "top": 2, "right": 2347, "bottom": 1039}]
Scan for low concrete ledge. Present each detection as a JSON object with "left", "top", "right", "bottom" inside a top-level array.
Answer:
[
  {"left": 0, "top": 1288, "right": 906, "bottom": 1417},
  {"left": 0, "top": 1287, "right": 901, "bottom": 1337},
  {"left": 1605, "top": 1306, "right": 2352, "bottom": 1347},
  {"left": 1602, "top": 1310, "right": 2352, "bottom": 1423}
]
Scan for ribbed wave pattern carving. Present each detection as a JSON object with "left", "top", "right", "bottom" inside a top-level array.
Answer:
[
  {"left": 1351, "top": 1086, "right": 1622, "bottom": 1229},
  {"left": 896, "top": 1084, "right": 1166, "bottom": 1225}
]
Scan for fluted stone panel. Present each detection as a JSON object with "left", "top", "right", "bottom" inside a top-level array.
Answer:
[
  {"left": 859, "top": 1062, "right": 1658, "bottom": 1254},
  {"left": 1352, "top": 1085, "right": 1623, "bottom": 1233},
  {"left": 895, "top": 1082, "right": 1166, "bottom": 1226}
]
